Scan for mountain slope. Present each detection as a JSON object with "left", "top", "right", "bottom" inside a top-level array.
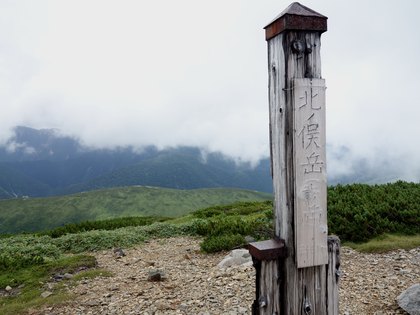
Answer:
[
  {"left": 65, "top": 150, "right": 272, "bottom": 194},
  {"left": 0, "top": 186, "right": 272, "bottom": 234},
  {"left": 0, "top": 127, "right": 273, "bottom": 198},
  {"left": 0, "top": 164, "right": 52, "bottom": 198}
]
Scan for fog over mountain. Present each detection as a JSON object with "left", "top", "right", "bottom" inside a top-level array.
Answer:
[
  {"left": 0, "top": 126, "right": 274, "bottom": 199},
  {"left": 0, "top": 126, "right": 414, "bottom": 199},
  {"left": 1, "top": 1, "right": 420, "bottom": 185}
]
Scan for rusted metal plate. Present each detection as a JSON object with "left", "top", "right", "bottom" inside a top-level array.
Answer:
[
  {"left": 264, "top": 2, "right": 327, "bottom": 41},
  {"left": 248, "top": 239, "right": 287, "bottom": 261}
]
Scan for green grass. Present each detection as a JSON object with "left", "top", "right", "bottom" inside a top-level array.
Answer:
[
  {"left": 344, "top": 234, "right": 420, "bottom": 253},
  {"left": 0, "top": 193, "right": 419, "bottom": 314},
  {"left": 0, "top": 186, "right": 272, "bottom": 234},
  {"left": 0, "top": 254, "right": 97, "bottom": 315}
]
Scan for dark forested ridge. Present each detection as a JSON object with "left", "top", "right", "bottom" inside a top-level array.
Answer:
[
  {"left": 0, "top": 127, "right": 272, "bottom": 199},
  {"left": 0, "top": 126, "right": 415, "bottom": 199}
]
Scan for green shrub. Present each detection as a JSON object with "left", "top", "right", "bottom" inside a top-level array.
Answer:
[
  {"left": 200, "top": 234, "right": 245, "bottom": 253},
  {"left": 40, "top": 216, "right": 170, "bottom": 238},
  {"left": 188, "top": 210, "right": 273, "bottom": 253},
  {"left": 327, "top": 181, "right": 420, "bottom": 242},
  {"left": 192, "top": 201, "right": 272, "bottom": 218},
  {"left": 189, "top": 215, "right": 268, "bottom": 237},
  {"left": 52, "top": 222, "right": 194, "bottom": 253},
  {"left": 53, "top": 228, "right": 146, "bottom": 253},
  {"left": 140, "top": 222, "right": 190, "bottom": 238},
  {"left": 0, "top": 235, "right": 60, "bottom": 270}
]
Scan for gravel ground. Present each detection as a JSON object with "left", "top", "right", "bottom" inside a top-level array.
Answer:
[{"left": 32, "top": 237, "right": 419, "bottom": 315}]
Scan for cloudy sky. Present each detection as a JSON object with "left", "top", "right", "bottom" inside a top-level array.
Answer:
[{"left": 1, "top": 0, "right": 419, "bottom": 181}]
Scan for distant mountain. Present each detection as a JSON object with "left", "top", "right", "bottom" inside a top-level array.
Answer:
[
  {"left": 0, "top": 163, "right": 52, "bottom": 198},
  {"left": 0, "top": 126, "right": 81, "bottom": 162},
  {"left": 64, "top": 149, "right": 273, "bottom": 194},
  {"left": 0, "top": 127, "right": 273, "bottom": 199}
]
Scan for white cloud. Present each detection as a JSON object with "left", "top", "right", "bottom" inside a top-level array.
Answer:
[{"left": 0, "top": 0, "right": 420, "bottom": 178}]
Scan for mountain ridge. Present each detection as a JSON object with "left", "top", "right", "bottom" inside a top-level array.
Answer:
[
  {"left": 0, "top": 126, "right": 405, "bottom": 199},
  {"left": 0, "top": 126, "right": 273, "bottom": 198}
]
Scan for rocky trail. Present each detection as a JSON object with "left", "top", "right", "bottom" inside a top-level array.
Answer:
[{"left": 33, "top": 237, "right": 419, "bottom": 315}]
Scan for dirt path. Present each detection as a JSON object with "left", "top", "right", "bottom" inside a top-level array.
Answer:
[{"left": 34, "top": 237, "right": 419, "bottom": 314}]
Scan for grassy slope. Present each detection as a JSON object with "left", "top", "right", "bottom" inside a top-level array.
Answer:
[
  {"left": 0, "top": 186, "right": 272, "bottom": 234},
  {"left": 344, "top": 234, "right": 420, "bottom": 253},
  {"left": 0, "top": 197, "right": 418, "bottom": 315}
]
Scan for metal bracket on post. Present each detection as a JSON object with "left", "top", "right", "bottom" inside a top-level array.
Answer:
[{"left": 248, "top": 238, "right": 287, "bottom": 261}]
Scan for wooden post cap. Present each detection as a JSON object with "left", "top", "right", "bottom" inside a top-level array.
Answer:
[{"left": 264, "top": 2, "right": 327, "bottom": 41}]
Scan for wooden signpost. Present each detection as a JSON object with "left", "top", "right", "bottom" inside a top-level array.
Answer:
[
  {"left": 294, "top": 78, "right": 327, "bottom": 268},
  {"left": 248, "top": 2, "right": 340, "bottom": 314}
]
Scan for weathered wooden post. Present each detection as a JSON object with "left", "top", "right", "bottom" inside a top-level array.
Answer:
[{"left": 249, "top": 2, "right": 340, "bottom": 314}]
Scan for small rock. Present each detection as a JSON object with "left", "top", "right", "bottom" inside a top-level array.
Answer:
[
  {"left": 53, "top": 274, "right": 64, "bottom": 281},
  {"left": 397, "top": 283, "right": 420, "bottom": 315},
  {"left": 394, "top": 254, "right": 406, "bottom": 261},
  {"left": 41, "top": 291, "right": 53, "bottom": 298},
  {"left": 78, "top": 266, "right": 88, "bottom": 272},
  {"left": 63, "top": 273, "right": 73, "bottom": 279},
  {"left": 148, "top": 270, "right": 166, "bottom": 282},
  {"left": 218, "top": 249, "right": 252, "bottom": 268},
  {"left": 113, "top": 248, "right": 126, "bottom": 258},
  {"left": 233, "top": 273, "right": 247, "bottom": 281},
  {"left": 85, "top": 300, "right": 100, "bottom": 307},
  {"left": 155, "top": 300, "right": 170, "bottom": 310},
  {"left": 5, "top": 286, "right": 12, "bottom": 292},
  {"left": 46, "top": 283, "right": 55, "bottom": 290},
  {"left": 179, "top": 303, "right": 188, "bottom": 311}
]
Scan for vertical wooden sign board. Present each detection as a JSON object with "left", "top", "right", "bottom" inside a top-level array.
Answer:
[
  {"left": 293, "top": 78, "right": 328, "bottom": 268},
  {"left": 249, "top": 3, "right": 340, "bottom": 314},
  {"left": 260, "top": 2, "right": 340, "bottom": 315}
]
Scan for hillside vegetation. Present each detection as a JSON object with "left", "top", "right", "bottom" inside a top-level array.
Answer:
[
  {"left": 0, "top": 186, "right": 272, "bottom": 234},
  {"left": 1, "top": 182, "right": 419, "bottom": 314},
  {"left": 1, "top": 183, "right": 419, "bottom": 271},
  {"left": 328, "top": 181, "right": 420, "bottom": 241}
]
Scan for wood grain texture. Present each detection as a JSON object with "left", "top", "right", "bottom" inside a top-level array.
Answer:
[
  {"left": 268, "top": 31, "right": 333, "bottom": 314},
  {"left": 259, "top": 260, "right": 281, "bottom": 315},
  {"left": 293, "top": 78, "right": 327, "bottom": 268},
  {"left": 327, "top": 236, "right": 341, "bottom": 315}
]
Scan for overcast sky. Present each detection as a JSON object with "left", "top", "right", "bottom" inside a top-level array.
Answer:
[{"left": 1, "top": 0, "right": 420, "bottom": 181}]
